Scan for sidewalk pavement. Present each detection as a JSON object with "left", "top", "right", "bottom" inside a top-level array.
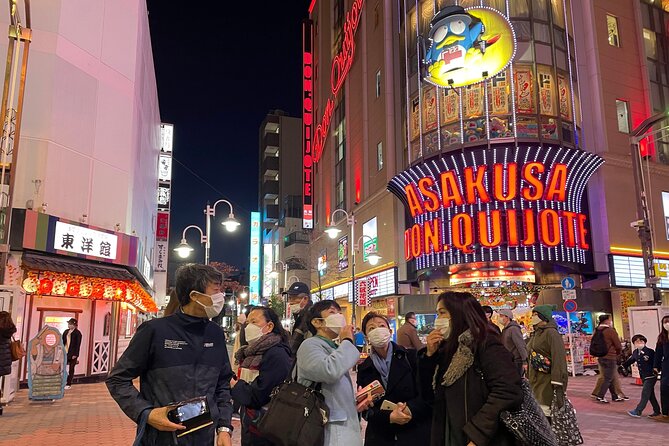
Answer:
[{"left": 0, "top": 374, "right": 666, "bottom": 445}]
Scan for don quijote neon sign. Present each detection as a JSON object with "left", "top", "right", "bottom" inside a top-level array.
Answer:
[
  {"left": 311, "top": 0, "right": 364, "bottom": 164},
  {"left": 388, "top": 146, "right": 604, "bottom": 268}
]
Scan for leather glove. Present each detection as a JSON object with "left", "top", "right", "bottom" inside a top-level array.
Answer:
[{"left": 553, "top": 385, "right": 565, "bottom": 408}]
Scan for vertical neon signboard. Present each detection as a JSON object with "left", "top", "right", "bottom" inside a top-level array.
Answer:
[
  {"left": 302, "top": 19, "right": 314, "bottom": 229},
  {"left": 249, "top": 212, "right": 261, "bottom": 305}
]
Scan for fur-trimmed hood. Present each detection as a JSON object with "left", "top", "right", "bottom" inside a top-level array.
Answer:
[{"left": 434, "top": 330, "right": 476, "bottom": 388}]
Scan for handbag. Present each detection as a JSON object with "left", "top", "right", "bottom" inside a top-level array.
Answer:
[
  {"left": 10, "top": 336, "right": 25, "bottom": 362},
  {"left": 500, "top": 379, "right": 558, "bottom": 446},
  {"left": 257, "top": 362, "right": 329, "bottom": 446},
  {"left": 529, "top": 350, "right": 552, "bottom": 373},
  {"left": 550, "top": 388, "right": 584, "bottom": 446}
]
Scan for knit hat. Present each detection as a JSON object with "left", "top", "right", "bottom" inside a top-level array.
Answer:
[
  {"left": 532, "top": 304, "right": 556, "bottom": 322},
  {"left": 497, "top": 309, "right": 514, "bottom": 319}
]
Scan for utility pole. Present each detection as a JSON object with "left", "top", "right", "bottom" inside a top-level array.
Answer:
[
  {"left": 0, "top": 0, "right": 31, "bottom": 284},
  {"left": 630, "top": 111, "right": 668, "bottom": 304}
]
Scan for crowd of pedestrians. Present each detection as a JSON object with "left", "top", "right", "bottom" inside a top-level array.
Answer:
[{"left": 104, "top": 266, "right": 669, "bottom": 446}]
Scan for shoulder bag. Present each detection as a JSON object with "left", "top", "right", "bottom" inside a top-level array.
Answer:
[
  {"left": 10, "top": 336, "right": 26, "bottom": 362},
  {"left": 257, "top": 361, "right": 329, "bottom": 446}
]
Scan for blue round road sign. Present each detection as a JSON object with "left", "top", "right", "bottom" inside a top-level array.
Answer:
[
  {"left": 563, "top": 299, "right": 578, "bottom": 313},
  {"left": 561, "top": 277, "right": 576, "bottom": 290}
]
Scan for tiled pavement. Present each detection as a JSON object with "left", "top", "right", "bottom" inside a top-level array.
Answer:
[{"left": 0, "top": 375, "right": 666, "bottom": 445}]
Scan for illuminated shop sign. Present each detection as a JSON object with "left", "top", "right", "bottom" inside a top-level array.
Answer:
[
  {"left": 54, "top": 221, "right": 118, "bottom": 260},
  {"left": 423, "top": 6, "right": 516, "bottom": 89},
  {"left": 610, "top": 255, "right": 669, "bottom": 289},
  {"left": 311, "top": 0, "right": 364, "bottom": 164},
  {"left": 160, "top": 123, "right": 173, "bottom": 153},
  {"left": 303, "top": 19, "right": 314, "bottom": 229},
  {"left": 320, "top": 268, "right": 397, "bottom": 305},
  {"left": 449, "top": 265, "right": 535, "bottom": 286},
  {"left": 249, "top": 212, "right": 261, "bottom": 305},
  {"left": 388, "top": 146, "right": 604, "bottom": 269},
  {"left": 338, "top": 236, "right": 349, "bottom": 271}
]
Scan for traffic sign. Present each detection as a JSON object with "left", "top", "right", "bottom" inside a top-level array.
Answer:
[
  {"left": 561, "top": 277, "right": 576, "bottom": 290},
  {"left": 563, "top": 299, "right": 578, "bottom": 313},
  {"left": 561, "top": 289, "right": 576, "bottom": 300}
]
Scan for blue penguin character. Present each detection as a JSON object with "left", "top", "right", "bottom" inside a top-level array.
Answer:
[{"left": 425, "top": 6, "right": 486, "bottom": 79}]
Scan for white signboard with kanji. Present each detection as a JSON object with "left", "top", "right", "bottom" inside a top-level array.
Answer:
[{"left": 54, "top": 221, "right": 118, "bottom": 260}]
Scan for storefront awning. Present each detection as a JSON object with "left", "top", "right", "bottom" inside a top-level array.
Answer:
[{"left": 22, "top": 251, "right": 135, "bottom": 281}]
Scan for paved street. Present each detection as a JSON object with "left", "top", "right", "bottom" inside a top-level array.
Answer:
[{"left": 0, "top": 375, "right": 666, "bottom": 445}]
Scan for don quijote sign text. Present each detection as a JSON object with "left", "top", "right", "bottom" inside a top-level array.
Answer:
[{"left": 388, "top": 146, "right": 604, "bottom": 269}]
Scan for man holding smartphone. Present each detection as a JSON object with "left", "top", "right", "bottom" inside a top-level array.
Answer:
[{"left": 106, "top": 264, "right": 234, "bottom": 446}]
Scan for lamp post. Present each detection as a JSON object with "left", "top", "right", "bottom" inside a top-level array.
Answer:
[
  {"left": 174, "top": 199, "right": 240, "bottom": 265},
  {"left": 630, "top": 111, "right": 668, "bottom": 303},
  {"left": 325, "top": 210, "right": 382, "bottom": 325}
]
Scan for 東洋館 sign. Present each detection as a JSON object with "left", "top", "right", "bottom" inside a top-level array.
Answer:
[{"left": 388, "top": 145, "right": 604, "bottom": 269}]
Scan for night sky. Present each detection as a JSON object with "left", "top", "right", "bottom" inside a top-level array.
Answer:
[{"left": 146, "top": 1, "right": 311, "bottom": 283}]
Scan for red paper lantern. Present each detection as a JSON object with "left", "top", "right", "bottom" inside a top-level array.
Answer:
[
  {"left": 66, "top": 281, "right": 80, "bottom": 296},
  {"left": 38, "top": 278, "right": 53, "bottom": 295}
]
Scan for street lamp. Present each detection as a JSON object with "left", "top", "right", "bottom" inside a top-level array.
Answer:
[
  {"left": 174, "top": 225, "right": 205, "bottom": 259},
  {"left": 272, "top": 260, "right": 289, "bottom": 293},
  {"left": 288, "top": 275, "right": 300, "bottom": 284},
  {"left": 326, "top": 209, "right": 382, "bottom": 325},
  {"left": 175, "top": 199, "right": 240, "bottom": 265}
]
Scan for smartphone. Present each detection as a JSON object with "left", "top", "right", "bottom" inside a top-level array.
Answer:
[
  {"left": 380, "top": 400, "right": 397, "bottom": 411},
  {"left": 356, "top": 380, "right": 385, "bottom": 404},
  {"left": 171, "top": 400, "right": 206, "bottom": 422},
  {"left": 167, "top": 397, "right": 213, "bottom": 437}
]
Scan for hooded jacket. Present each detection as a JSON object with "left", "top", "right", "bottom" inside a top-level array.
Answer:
[
  {"left": 0, "top": 325, "right": 17, "bottom": 377},
  {"left": 526, "top": 321, "right": 568, "bottom": 411},
  {"left": 106, "top": 309, "right": 234, "bottom": 446},
  {"left": 501, "top": 321, "right": 527, "bottom": 364}
]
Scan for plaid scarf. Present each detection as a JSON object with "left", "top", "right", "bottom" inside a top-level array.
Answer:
[{"left": 235, "top": 333, "right": 282, "bottom": 370}]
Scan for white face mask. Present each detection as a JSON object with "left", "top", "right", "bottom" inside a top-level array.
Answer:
[
  {"left": 324, "top": 313, "right": 347, "bottom": 334},
  {"left": 634, "top": 343, "right": 645, "bottom": 351},
  {"left": 367, "top": 327, "right": 392, "bottom": 348},
  {"left": 245, "top": 323, "right": 268, "bottom": 343},
  {"left": 531, "top": 315, "right": 544, "bottom": 326},
  {"left": 289, "top": 303, "right": 303, "bottom": 315},
  {"left": 434, "top": 317, "right": 451, "bottom": 338},
  {"left": 192, "top": 291, "right": 226, "bottom": 319}
]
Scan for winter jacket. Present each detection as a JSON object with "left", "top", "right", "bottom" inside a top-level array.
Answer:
[
  {"left": 296, "top": 335, "right": 362, "bottom": 446},
  {"left": 623, "top": 346, "right": 656, "bottom": 380},
  {"left": 417, "top": 331, "right": 522, "bottom": 446},
  {"left": 62, "top": 328, "right": 82, "bottom": 362},
  {"left": 655, "top": 340, "right": 669, "bottom": 384},
  {"left": 0, "top": 325, "right": 16, "bottom": 377},
  {"left": 598, "top": 325, "right": 622, "bottom": 360},
  {"left": 106, "top": 309, "right": 234, "bottom": 446},
  {"left": 231, "top": 341, "right": 292, "bottom": 440},
  {"left": 501, "top": 321, "right": 527, "bottom": 364},
  {"left": 526, "top": 321, "right": 568, "bottom": 412},
  {"left": 289, "top": 301, "right": 313, "bottom": 356},
  {"left": 396, "top": 322, "right": 424, "bottom": 351},
  {"left": 357, "top": 342, "right": 431, "bottom": 446}
]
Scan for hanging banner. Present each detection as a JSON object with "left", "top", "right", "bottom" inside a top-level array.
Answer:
[
  {"left": 411, "top": 96, "right": 421, "bottom": 139},
  {"left": 515, "top": 67, "right": 534, "bottom": 114},
  {"left": 491, "top": 71, "right": 509, "bottom": 115},
  {"left": 338, "top": 236, "right": 349, "bottom": 271},
  {"left": 464, "top": 83, "right": 484, "bottom": 117},
  {"left": 423, "top": 87, "right": 438, "bottom": 131},
  {"left": 422, "top": 6, "right": 516, "bottom": 89},
  {"left": 558, "top": 75, "right": 572, "bottom": 120},
  {"left": 440, "top": 88, "right": 459, "bottom": 123},
  {"left": 539, "top": 69, "right": 554, "bottom": 115},
  {"left": 388, "top": 145, "right": 604, "bottom": 269}
]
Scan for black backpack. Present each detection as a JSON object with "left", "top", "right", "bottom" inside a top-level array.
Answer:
[{"left": 589, "top": 328, "right": 609, "bottom": 357}]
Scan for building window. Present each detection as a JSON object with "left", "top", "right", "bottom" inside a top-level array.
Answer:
[
  {"left": 376, "top": 142, "right": 384, "bottom": 171},
  {"left": 376, "top": 70, "right": 382, "bottom": 98},
  {"left": 334, "top": 99, "right": 346, "bottom": 211},
  {"left": 616, "top": 100, "right": 630, "bottom": 133},
  {"left": 607, "top": 14, "right": 620, "bottom": 47},
  {"left": 643, "top": 28, "right": 657, "bottom": 59}
]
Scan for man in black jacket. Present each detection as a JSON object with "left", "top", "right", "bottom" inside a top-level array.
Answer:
[
  {"left": 106, "top": 264, "right": 234, "bottom": 446},
  {"left": 286, "top": 282, "right": 312, "bottom": 355},
  {"left": 62, "top": 318, "right": 82, "bottom": 389}
]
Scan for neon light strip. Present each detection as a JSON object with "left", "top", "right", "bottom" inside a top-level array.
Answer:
[
  {"left": 403, "top": 0, "right": 412, "bottom": 165},
  {"left": 308, "top": 0, "right": 317, "bottom": 14},
  {"left": 415, "top": 0, "right": 423, "bottom": 159}
]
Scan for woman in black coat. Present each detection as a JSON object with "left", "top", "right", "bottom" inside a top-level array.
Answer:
[
  {"left": 654, "top": 315, "right": 669, "bottom": 418},
  {"left": 230, "top": 306, "right": 292, "bottom": 446},
  {"left": 357, "top": 312, "right": 431, "bottom": 446},
  {"left": 418, "top": 292, "right": 522, "bottom": 446},
  {"left": 0, "top": 311, "right": 17, "bottom": 416}
]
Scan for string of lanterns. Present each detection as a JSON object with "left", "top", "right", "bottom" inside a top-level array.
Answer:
[
  {"left": 469, "top": 282, "right": 545, "bottom": 309},
  {"left": 22, "top": 271, "right": 158, "bottom": 312}
]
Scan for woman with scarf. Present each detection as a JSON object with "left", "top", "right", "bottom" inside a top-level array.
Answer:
[
  {"left": 418, "top": 292, "right": 522, "bottom": 446},
  {"left": 357, "top": 312, "right": 431, "bottom": 445},
  {"left": 231, "top": 306, "right": 292, "bottom": 446}
]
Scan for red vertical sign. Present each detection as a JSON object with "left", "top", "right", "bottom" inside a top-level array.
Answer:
[
  {"left": 358, "top": 280, "right": 368, "bottom": 307},
  {"left": 302, "top": 19, "right": 314, "bottom": 229},
  {"left": 156, "top": 212, "right": 170, "bottom": 240}
]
